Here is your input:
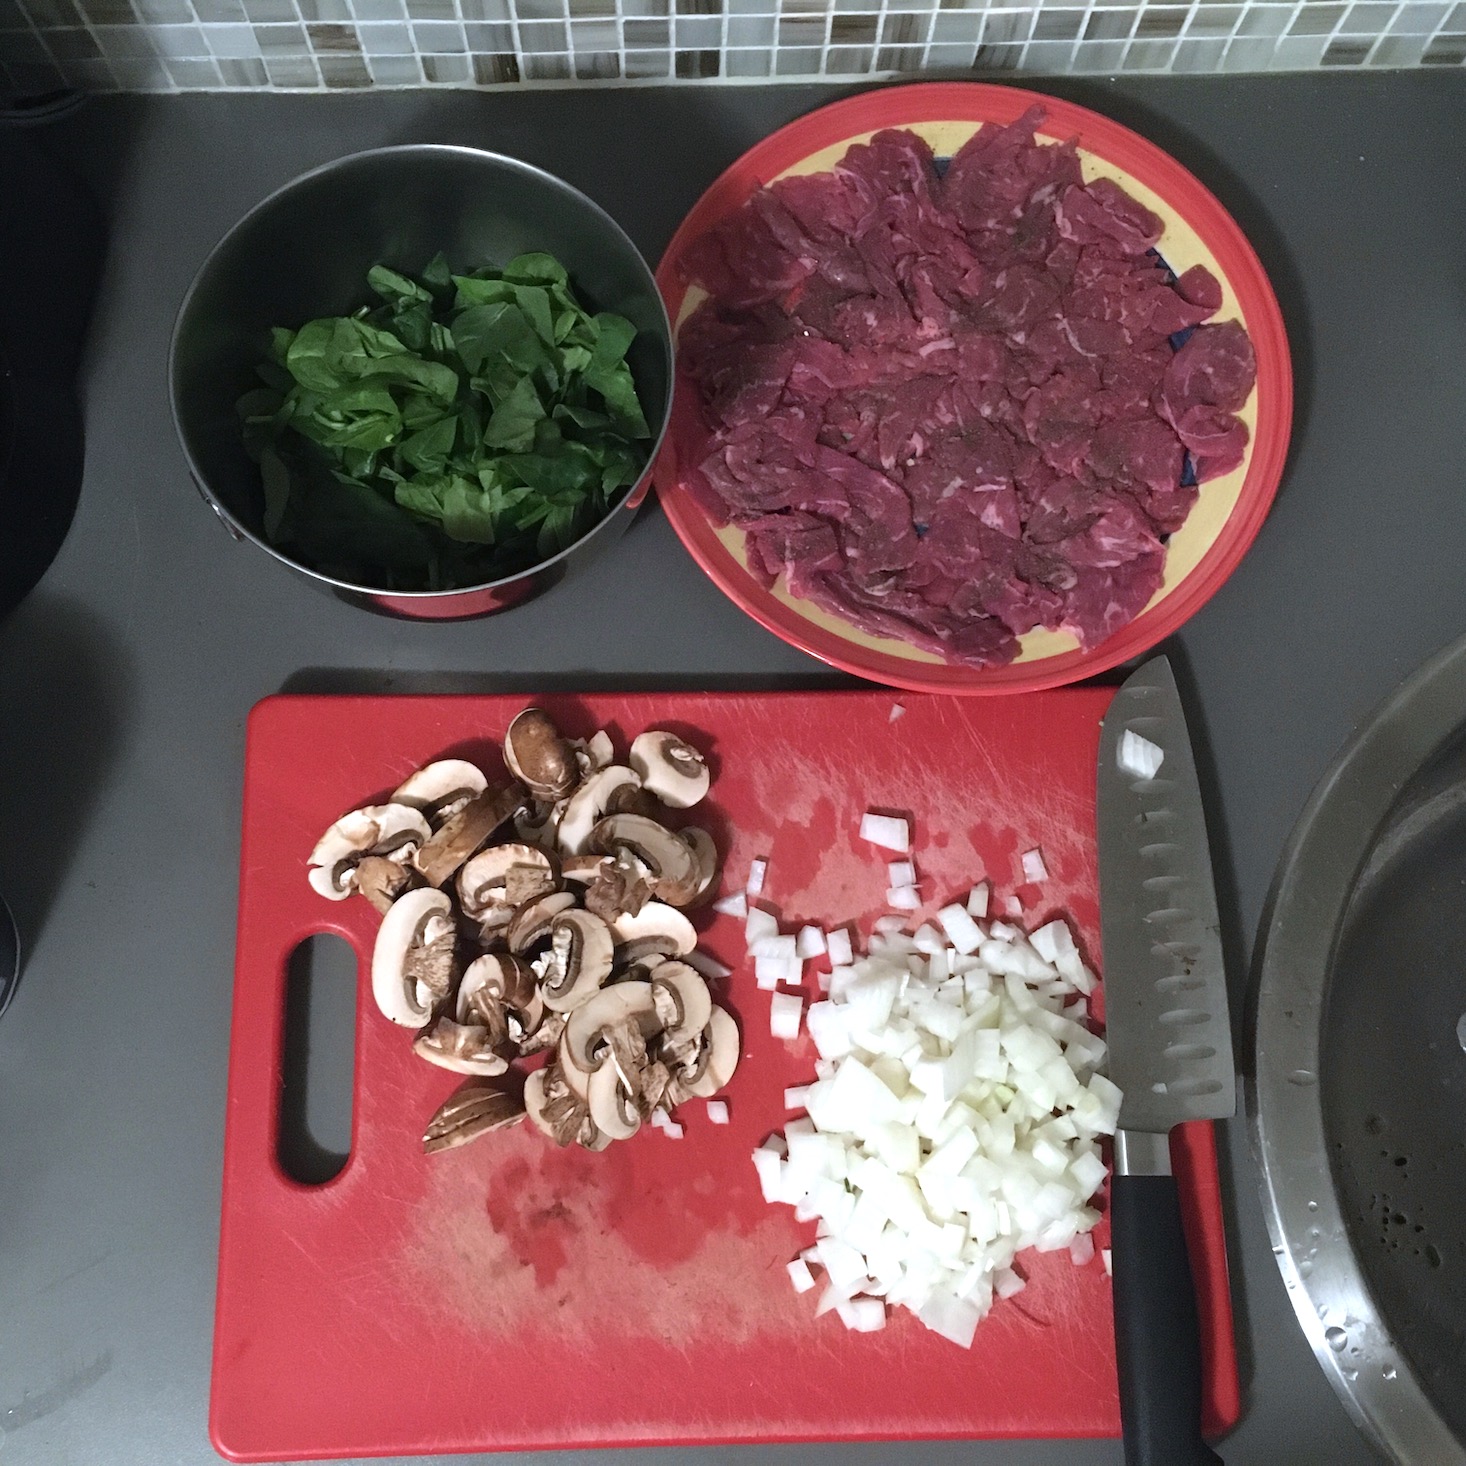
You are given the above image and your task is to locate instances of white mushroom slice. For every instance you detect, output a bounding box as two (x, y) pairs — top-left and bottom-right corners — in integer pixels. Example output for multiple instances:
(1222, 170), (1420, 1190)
(503, 708), (580, 802)
(590, 813), (699, 906)
(371, 887), (456, 1026)
(587, 1063), (642, 1141)
(307, 804), (432, 901)
(557, 766), (642, 855)
(629, 731), (710, 809)
(560, 854), (611, 885)
(457, 844), (558, 928)
(456, 952), (542, 1048)
(412, 1017), (510, 1076)
(572, 730), (616, 776)
(539, 908), (616, 1013)
(650, 962), (713, 1047)
(514, 799), (565, 851)
(689, 1006), (740, 1098)
(609, 901), (698, 957)
(391, 760), (488, 826)
(561, 981), (658, 1098)
(679, 827), (720, 908)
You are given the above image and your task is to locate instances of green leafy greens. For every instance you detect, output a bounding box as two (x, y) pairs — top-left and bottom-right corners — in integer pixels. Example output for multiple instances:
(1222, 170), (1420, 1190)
(237, 253), (651, 591)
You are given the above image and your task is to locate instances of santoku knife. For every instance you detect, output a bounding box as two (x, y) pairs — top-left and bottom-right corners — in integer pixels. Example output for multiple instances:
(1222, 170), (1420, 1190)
(1098, 655), (1235, 1466)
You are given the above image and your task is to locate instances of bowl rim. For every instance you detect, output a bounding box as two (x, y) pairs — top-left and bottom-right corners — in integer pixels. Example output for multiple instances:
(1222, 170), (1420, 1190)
(653, 81), (1293, 694)
(169, 142), (674, 601)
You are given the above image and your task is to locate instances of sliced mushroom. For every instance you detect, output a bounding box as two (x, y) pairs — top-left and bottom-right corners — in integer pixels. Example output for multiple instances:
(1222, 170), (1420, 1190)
(561, 981), (658, 1087)
(457, 844), (558, 930)
(581, 730), (616, 773)
(587, 1062), (641, 1141)
(629, 731), (710, 809)
(557, 766), (641, 855)
(560, 854), (611, 885)
(355, 854), (422, 914)
(505, 889), (578, 954)
(650, 962), (713, 1047)
(689, 1005), (740, 1098)
(583, 851), (653, 923)
(391, 759), (488, 826)
(589, 813), (699, 907)
(517, 1009), (565, 1055)
(413, 1016), (510, 1076)
(503, 709), (579, 802)
(308, 804), (432, 901)
(524, 1066), (557, 1139)
(603, 782), (665, 821)
(457, 953), (543, 1051)
(609, 901), (698, 958)
(529, 1063), (590, 1147)
(579, 1117), (612, 1152)
(422, 1081), (524, 1154)
(538, 909), (615, 1013)
(679, 828), (720, 909)
(414, 781), (526, 889)
(514, 799), (564, 851)
(372, 887), (457, 1026)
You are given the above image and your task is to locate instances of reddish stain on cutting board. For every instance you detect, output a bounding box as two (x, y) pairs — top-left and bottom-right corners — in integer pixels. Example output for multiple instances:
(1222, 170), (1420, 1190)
(211, 689), (1236, 1463)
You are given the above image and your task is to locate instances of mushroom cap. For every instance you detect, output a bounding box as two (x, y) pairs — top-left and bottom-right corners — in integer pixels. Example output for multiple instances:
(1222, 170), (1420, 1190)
(539, 908), (616, 1013)
(609, 901), (698, 957)
(504, 708), (579, 802)
(629, 731), (710, 810)
(587, 1062), (641, 1141)
(391, 760), (488, 825)
(650, 961), (713, 1046)
(457, 843), (556, 922)
(372, 887), (455, 1026)
(557, 766), (641, 856)
(413, 782), (526, 889)
(690, 1005), (740, 1097)
(308, 804), (432, 899)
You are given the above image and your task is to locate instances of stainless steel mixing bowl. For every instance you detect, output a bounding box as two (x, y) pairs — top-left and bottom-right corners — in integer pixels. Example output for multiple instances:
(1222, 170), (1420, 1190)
(170, 145), (673, 620)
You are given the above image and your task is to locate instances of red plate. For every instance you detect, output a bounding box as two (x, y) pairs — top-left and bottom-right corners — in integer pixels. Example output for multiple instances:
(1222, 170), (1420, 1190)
(654, 83), (1292, 694)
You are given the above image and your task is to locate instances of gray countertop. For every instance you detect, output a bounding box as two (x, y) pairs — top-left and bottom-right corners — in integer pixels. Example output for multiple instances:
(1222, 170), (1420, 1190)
(2, 70), (1463, 1466)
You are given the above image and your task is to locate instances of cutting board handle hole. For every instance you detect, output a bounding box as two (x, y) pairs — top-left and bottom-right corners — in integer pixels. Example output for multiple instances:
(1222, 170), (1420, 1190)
(278, 932), (356, 1186)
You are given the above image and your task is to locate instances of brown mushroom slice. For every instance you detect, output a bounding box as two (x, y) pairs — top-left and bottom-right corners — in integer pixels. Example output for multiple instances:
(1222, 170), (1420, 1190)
(391, 760), (488, 827)
(610, 901), (698, 957)
(589, 813), (700, 907)
(422, 1081), (525, 1155)
(689, 1005), (741, 1098)
(524, 1066), (558, 1139)
(355, 854), (422, 914)
(514, 798), (564, 851)
(579, 1118), (613, 1152)
(534, 1064), (591, 1147)
(587, 1062), (642, 1141)
(629, 731), (711, 809)
(583, 851), (654, 923)
(308, 804), (433, 901)
(457, 844), (558, 930)
(413, 1017), (510, 1076)
(561, 980), (657, 1081)
(414, 781), (526, 889)
(458, 953), (543, 1051)
(538, 909), (615, 1013)
(557, 766), (642, 855)
(679, 827), (720, 909)
(371, 887), (457, 1026)
(503, 709), (579, 802)
(650, 962), (713, 1047)
(603, 782), (665, 821)
(505, 889), (578, 954)
(560, 854), (611, 885)
(517, 1009), (565, 1055)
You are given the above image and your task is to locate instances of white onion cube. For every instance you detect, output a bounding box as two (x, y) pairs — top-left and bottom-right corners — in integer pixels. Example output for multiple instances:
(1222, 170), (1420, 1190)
(787, 1257), (817, 1293)
(705, 1100), (730, 1126)
(861, 812), (911, 852)
(746, 857), (768, 897)
(712, 891), (747, 919)
(796, 925), (827, 959)
(770, 991), (804, 1041)
(1020, 848), (1048, 883)
(1119, 729), (1165, 780)
(938, 903), (984, 955)
(825, 928), (854, 967)
(888, 860), (917, 888)
(887, 885), (921, 911)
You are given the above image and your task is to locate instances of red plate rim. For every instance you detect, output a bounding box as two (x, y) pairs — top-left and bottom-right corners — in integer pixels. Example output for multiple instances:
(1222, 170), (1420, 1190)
(654, 81), (1293, 695)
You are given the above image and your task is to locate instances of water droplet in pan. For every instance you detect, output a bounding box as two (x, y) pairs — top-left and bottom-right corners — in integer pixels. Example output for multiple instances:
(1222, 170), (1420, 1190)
(1287, 1069), (1318, 1086)
(1383, 1365), (1398, 1381)
(1325, 1325), (1349, 1352)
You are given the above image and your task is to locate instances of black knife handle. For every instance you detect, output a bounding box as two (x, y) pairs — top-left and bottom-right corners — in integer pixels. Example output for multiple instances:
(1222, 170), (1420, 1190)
(1112, 1172), (1222, 1466)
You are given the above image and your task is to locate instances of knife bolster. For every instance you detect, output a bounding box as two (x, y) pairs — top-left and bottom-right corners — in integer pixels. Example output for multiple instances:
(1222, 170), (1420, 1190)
(1115, 1129), (1173, 1177)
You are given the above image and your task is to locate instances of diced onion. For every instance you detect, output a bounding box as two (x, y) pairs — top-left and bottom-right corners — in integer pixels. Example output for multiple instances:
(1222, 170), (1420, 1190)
(770, 991), (803, 1040)
(787, 1258), (817, 1293)
(713, 891), (748, 919)
(888, 860), (917, 888)
(796, 925), (827, 959)
(753, 871), (1116, 1351)
(706, 1100), (730, 1125)
(746, 857), (768, 897)
(1003, 895), (1024, 918)
(887, 885), (921, 910)
(1021, 848), (1048, 883)
(861, 812), (911, 852)
(745, 906), (779, 945)
(826, 928), (854, 967)
(889, 704), (905, 723)
(1118, 729), (1165, 780)
(966, 882), (989, 918)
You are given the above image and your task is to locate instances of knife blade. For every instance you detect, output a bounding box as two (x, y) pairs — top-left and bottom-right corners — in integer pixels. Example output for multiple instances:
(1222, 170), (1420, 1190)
(1098, 654), (1235, 1466)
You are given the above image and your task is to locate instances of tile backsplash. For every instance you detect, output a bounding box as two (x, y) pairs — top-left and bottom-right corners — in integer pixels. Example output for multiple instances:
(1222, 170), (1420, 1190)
(2, 0), (1463, 91)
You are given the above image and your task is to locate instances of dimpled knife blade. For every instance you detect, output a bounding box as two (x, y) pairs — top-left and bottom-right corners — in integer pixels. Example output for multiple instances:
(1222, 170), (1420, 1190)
(1098, 657), (1235, 1133)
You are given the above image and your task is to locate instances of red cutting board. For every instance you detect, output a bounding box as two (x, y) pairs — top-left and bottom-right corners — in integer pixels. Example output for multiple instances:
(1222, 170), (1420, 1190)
(214, 690), (1239, 1461)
